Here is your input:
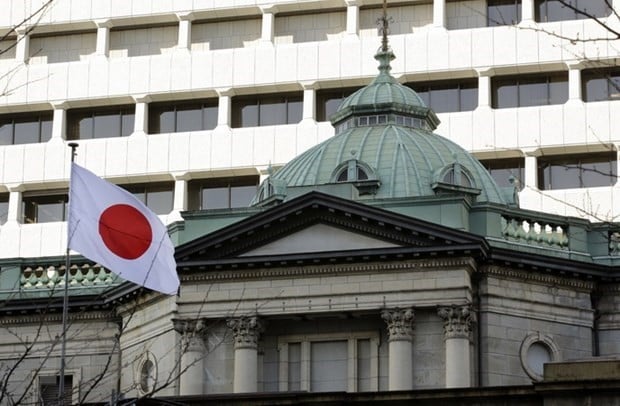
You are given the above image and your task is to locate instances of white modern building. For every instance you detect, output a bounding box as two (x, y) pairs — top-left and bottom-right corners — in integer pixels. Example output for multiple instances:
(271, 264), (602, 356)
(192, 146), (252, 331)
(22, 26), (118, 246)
(2, 1), (620, 404)
(0, 0), (618, 261)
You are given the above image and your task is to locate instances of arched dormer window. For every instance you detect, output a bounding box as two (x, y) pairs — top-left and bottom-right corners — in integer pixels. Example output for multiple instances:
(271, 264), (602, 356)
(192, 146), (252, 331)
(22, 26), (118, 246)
(432, 163), (480, 197)
(331, 159), (380, 195)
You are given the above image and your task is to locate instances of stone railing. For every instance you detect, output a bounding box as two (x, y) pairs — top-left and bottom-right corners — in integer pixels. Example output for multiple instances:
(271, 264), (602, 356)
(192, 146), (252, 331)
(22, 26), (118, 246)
(501, 215), (569, 250)
(21, 264), (119, 290)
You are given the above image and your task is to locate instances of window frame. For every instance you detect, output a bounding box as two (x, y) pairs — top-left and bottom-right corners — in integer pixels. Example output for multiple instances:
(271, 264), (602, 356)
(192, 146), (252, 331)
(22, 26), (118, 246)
(582, 67), (620, 102)
(36, 369), (80, 406)
(277, 331), (379, 393)
(0, 112), (53, 145)
(316, 87), (362, 122)
(120, 182), (175, 215)
(148, 99), (218, 134)
(535, 0), (611, 23)
(22, 190), (69, 224)
(407, 79), (479, 113)
(491, 72), (568, 108)
(231, 92), (303, 128)
(487, 0), (522, 26)
(537, 152), (618, 190)
(188, 176), (259, 210)
(67, 105), (135, 140)
(479, 157), (525, 190)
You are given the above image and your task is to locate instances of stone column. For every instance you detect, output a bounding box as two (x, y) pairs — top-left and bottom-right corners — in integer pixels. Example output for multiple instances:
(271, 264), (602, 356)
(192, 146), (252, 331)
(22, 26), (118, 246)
(476, 69), (493, 108)
(95, 19), (112, 57)
(51, 102), (68, 141)
(15, 28), (30, 63)
(381, 308), (415, 391)
(132, 94), (150, 135)
(216, 88), (234, 128)
(437, 305), (474, 388)
(173, 318), (207, 395)
(260, 5), (277, 45)
(177, 12), (194, 50)
(228, 316), (264, 393)
(301, 82), (317, 123)
(433, 0), (446, 28)
(521, 0), (535, 22)
(345, 0), (360, 36)
(566, 62), (583, 102)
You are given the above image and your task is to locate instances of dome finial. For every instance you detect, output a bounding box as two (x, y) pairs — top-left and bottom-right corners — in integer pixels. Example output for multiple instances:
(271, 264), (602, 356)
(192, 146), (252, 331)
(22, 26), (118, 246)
(375, 0), (395, 78)
(379, 0), (391, 53)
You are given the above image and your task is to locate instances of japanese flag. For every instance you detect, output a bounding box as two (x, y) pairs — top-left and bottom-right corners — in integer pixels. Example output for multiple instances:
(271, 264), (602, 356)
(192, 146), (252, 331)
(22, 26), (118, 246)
(68, 163), (179, 295)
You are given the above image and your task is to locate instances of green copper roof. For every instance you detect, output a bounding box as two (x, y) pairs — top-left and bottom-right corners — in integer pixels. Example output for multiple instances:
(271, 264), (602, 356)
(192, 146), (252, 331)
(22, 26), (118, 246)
(253, 46), (508, 206)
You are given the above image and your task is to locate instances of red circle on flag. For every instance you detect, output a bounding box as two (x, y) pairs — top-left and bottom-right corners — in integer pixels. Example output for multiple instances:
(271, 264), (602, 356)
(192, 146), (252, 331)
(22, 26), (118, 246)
(98, 204), (152, 260)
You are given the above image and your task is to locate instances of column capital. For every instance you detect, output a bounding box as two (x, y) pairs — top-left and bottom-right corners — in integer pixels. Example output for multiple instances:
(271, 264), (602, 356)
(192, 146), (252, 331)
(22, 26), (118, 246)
(437, 305), (475, 340)
(227, 316), (264, 349)
(259, 4), (278, 14)
(173, 317), (208, 351)
(132, 94), (152, 103)
(381, 308), (414, 342)
(95, 19), (113, 29)
(216, 88), (235, 97)
(176, 12), (195, 21)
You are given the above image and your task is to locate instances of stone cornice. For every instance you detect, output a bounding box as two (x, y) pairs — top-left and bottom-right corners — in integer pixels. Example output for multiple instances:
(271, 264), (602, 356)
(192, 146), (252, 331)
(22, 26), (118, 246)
(478, 265), (596, 291)
(1, 310), (116, 326)
(182, 257), (477, 283)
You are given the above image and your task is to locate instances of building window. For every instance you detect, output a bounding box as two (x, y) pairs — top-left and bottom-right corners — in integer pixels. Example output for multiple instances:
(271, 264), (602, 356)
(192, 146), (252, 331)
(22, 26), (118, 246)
(488, 0), (522, 26)
(22, 192), (68, 224)
(67, 105), (135, 140)
(278, 332), (378, 392)
(231, 93), (302, 128)
(121, 183), (174, 215)
(492, 73), (568, 108)
(0, 112), (53, 145)
(149, 100), (218, 133)
(39, 375), (73, 405)
(535, 0), (611, 22)
(188, 176), (259, 210)
(408, 79), (478, 113)
(0, 193), (8, 225)
(582, 68), (620, 102)
(316, 87), (362, 122)
(479, 158), (525, 189)
(538, 152), (617, 190)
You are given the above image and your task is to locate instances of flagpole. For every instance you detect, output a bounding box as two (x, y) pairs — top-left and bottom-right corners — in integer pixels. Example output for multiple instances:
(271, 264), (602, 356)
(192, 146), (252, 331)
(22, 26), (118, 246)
(59, 142), (78, 405)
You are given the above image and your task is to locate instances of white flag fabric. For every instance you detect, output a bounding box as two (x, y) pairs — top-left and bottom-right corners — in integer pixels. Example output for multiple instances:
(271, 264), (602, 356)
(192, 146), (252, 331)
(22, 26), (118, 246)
(68, 163), (179, 295)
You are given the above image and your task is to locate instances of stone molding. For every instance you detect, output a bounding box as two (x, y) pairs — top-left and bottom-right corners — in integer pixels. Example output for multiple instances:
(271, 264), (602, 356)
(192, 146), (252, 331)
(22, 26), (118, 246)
(172, 318), (208, 352)
(1, 311), (115, 325)
(381, 308), (415, 342)
(478, 265), (596, 291)
(182, 257), (476, 283)
(437, 305), (474, 340)
(227, 316), (264, 349)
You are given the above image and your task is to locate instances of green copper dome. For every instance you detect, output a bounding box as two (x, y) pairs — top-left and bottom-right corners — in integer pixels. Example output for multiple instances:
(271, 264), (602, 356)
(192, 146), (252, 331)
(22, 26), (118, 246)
(253, 48), (508, 206)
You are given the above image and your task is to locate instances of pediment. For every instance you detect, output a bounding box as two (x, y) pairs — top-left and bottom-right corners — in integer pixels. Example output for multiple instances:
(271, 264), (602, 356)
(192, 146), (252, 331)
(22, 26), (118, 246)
(240, 223), (401, 257)
(175, 191), (486, 269)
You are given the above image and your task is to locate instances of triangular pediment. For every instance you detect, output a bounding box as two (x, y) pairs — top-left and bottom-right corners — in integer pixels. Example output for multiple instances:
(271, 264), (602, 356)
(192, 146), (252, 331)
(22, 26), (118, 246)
(240, 223), (401, 257)
(175, 191), (486, 270)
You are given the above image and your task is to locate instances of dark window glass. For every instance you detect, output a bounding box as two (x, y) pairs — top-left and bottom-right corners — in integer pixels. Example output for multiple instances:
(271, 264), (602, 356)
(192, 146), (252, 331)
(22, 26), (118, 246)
(536, 0), (611, 22)
(40, 375), (73, 405)
(488, 0), (522, 26)
(0, 112), (53, 145)
(316, 87), (362, 122)
(188, 176), (259, 210)
(408, 79), (478, 113)
(231, 92), (303, 128)
(149, 99), (218, 134)
(67, 106), (135, 140)
(582, 68), (620, 102)
(538, 152), (617, 190)
(479, 157), (525, 189)
(492, 73), (568, 108)
(0, 193), (8, 225)
(122, 182), (174, 215)
(22, 193), (68, 224)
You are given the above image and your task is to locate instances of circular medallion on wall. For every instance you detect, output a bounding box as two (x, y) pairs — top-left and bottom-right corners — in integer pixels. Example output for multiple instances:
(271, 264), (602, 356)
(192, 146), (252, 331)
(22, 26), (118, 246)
(519, 332), (560, 381)
(136, 352), (158, 395)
